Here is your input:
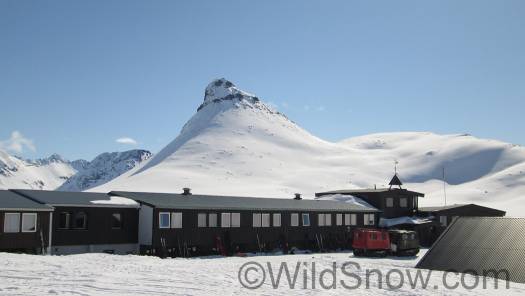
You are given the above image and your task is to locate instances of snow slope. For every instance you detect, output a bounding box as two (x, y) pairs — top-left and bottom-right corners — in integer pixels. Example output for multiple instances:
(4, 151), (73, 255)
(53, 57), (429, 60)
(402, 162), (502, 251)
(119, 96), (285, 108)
(0, 151), (77, 190)
(0, 149), (151, 191)
(93, 78), (525, 217)
(0, 251), (522, 295)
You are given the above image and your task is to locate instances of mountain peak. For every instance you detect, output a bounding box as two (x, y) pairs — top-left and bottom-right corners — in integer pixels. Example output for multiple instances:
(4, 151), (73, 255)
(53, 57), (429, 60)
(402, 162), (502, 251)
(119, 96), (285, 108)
(198, 78), (259, 111)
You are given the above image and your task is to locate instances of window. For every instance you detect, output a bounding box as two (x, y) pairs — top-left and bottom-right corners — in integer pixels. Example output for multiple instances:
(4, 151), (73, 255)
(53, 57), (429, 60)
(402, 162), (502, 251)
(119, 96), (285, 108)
(73, 212), (87, 229)
(302, 213), (310, 226)
(4, 213), (20, 233)
(208, 213), (217, 227)
(171, 212), (182, 228)
(400, 198), (408, 208)
(351, 214), (357, 226)
(344, 214), (350, 225)
(439, 216), (447, 226)
(318, 213), (325, 226)
(22, 213), (37, 232)
(111, 213), (122, 229)
(325, 214), (332, 226)
(291, 213), (299, 227)
(198, 213), (207, 228)
(58, 212), (70, 229)
(261, 213), (270, 227)
(336, 214), (343, 226)
(253, 213), (261, 227)
(371, 233), (377, 240)
(273, 213), (281, 227)
(386, 198), (394, 207)
(159, 212), (170, 228)
(364, 214), (375, 226)
(221, 213), (231, 228)
(232, 213), (241, 227)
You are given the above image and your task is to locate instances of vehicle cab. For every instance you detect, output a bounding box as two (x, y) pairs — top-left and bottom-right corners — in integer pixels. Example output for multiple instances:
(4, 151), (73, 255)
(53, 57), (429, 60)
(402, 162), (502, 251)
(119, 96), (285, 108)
(352, 228), (390, 257)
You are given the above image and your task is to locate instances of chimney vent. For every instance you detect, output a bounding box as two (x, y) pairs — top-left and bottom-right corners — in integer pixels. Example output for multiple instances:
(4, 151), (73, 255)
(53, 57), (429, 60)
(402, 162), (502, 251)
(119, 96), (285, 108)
(182, 188), (192, 195)
(294, 193), (302, 200)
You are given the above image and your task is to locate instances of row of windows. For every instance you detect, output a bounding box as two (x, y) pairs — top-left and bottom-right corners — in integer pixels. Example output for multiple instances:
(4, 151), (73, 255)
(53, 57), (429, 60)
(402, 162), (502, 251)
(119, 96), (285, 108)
(385, 197), (409, 208)
(2, 213), (37, 233)
(158, 212), (376, 229)
(58, 212), (122, 230)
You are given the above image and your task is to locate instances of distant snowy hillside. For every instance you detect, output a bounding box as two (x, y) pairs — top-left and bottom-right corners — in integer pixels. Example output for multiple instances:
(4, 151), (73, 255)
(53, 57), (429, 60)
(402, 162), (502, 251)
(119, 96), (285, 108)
(0, 149), (152, 191)
(0, 151), (77, 190)
(58, 150), (152, 191)
(93, 78), (525, 217)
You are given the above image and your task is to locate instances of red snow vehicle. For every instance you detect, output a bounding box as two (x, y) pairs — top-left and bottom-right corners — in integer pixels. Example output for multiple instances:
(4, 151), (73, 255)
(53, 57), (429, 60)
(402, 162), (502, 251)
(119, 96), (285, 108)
(352, 228), (390, 257)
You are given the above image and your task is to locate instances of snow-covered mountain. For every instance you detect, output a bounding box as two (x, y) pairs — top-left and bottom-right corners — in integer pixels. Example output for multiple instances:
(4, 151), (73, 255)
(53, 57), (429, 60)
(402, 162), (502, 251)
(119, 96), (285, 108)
(0, 149), (152, 191)
(58, 150), (152, 191)
(92, 78), (525, 217)
(0, 151), (78, 190)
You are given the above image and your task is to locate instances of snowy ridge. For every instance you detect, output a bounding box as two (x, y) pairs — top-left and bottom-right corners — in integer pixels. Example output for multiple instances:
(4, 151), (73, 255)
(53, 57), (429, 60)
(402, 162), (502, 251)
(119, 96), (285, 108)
(0, 149), (152, 191)
(93, 79), (525, 217)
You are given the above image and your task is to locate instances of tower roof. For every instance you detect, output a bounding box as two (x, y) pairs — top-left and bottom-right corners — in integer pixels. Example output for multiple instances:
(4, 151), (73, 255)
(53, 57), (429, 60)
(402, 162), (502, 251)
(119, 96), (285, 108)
(389, 174), (403, 188)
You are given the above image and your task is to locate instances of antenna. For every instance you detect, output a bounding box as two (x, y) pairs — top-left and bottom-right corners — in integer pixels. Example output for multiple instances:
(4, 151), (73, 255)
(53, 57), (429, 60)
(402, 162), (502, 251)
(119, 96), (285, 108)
(443, 166), (447, 206)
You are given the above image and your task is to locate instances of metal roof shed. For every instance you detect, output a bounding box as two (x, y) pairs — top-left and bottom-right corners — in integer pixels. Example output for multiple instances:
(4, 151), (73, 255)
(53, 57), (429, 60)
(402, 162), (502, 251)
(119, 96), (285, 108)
(416, 217), (525, 284)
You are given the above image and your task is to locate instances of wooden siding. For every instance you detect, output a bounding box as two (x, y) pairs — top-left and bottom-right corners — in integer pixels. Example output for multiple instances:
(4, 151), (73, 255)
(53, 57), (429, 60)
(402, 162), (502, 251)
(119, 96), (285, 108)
(147, 208), (378, 257)
(0, 211), (50, 253)
(51, 207), (139, 246)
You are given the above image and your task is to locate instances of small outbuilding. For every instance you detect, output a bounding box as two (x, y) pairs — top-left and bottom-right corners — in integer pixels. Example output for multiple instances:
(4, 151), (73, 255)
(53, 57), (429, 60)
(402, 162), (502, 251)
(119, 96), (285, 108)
(0, 190), (53, 253)
(416, 217), (525, 284)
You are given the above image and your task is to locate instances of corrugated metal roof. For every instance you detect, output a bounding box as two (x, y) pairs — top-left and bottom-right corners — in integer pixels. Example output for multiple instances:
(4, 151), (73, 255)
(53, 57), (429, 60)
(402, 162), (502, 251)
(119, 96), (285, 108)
(416, 217), (525, 284)
(110, 191), (380, 212)
(12, 189), (138, 208)
(315, 188), (425, 197)
(0, 190), (53, 211)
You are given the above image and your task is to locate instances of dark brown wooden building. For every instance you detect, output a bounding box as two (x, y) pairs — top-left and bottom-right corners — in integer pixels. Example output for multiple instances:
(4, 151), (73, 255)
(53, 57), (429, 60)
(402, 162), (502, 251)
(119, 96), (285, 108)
(315, 186), (424, 219)
(110, 190), (381, 257)
(0, 190), (53, 253)
(12, 189), (140, 255)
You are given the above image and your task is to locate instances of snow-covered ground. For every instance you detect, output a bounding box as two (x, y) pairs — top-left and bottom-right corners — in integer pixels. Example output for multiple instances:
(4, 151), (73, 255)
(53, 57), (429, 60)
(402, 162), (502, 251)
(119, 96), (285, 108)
(93, 79), (525, 217)
(0, 250), (523, 295)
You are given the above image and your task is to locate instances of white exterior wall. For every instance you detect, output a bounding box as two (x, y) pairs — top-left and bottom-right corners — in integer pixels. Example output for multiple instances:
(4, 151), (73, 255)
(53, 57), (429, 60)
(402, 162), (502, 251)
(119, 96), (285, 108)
(138, 204), (153, 246)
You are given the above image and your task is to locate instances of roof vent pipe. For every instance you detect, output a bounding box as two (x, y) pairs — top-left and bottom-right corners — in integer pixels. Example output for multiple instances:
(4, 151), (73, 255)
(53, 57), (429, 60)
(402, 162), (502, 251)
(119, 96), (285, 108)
(182, 188), (192, 195)
(294, 193), (302, 200)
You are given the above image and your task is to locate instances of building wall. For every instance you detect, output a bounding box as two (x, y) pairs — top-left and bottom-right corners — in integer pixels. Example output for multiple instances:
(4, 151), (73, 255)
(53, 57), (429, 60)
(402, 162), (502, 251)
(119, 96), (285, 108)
(354, 192), (417, 218)
(147, 208), (379, 256)
(51, 207), (139, 247)
(0, 210), (51, 253)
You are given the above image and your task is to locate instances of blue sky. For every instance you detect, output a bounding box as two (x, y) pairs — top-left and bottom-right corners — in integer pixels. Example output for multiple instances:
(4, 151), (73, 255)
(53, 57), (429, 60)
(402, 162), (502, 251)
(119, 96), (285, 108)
(1, 0), (524, 160)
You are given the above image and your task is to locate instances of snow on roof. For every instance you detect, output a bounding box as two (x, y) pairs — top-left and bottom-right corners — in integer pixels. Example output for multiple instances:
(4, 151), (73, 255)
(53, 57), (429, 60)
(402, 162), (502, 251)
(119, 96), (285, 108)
(314, 193), (378, 211)
(379, 216), (434, 227)
(90, 196), (139, 207)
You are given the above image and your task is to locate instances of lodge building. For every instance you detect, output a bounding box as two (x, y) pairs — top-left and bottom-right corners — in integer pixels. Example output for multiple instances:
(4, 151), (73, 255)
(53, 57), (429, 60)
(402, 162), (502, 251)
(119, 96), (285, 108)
(0, 174), (508, 256)
(0, 189), (380, 256)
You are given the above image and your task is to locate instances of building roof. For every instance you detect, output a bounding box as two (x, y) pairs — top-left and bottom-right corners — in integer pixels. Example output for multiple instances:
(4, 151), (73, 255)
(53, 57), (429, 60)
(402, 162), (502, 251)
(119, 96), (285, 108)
(0, 190), (53, 211)
(12, 190), (139, 208)
(416, 217), (525, 284)
(110, 191), (380, 212)
(315, 188), (425, 198)
(418, 203), (506, 215)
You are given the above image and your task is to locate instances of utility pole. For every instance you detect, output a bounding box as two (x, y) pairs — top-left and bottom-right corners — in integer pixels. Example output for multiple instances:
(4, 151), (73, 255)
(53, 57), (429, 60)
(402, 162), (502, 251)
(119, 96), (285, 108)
(443, 166), (447, 206)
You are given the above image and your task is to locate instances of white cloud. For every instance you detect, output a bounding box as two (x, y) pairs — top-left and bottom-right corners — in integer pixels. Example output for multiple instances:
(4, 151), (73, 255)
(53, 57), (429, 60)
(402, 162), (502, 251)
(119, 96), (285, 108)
(317, 105), (326, 112)
(116, 137), (138, 145)
(0, 131), (36, 154)
(303, 105), (310, 111)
